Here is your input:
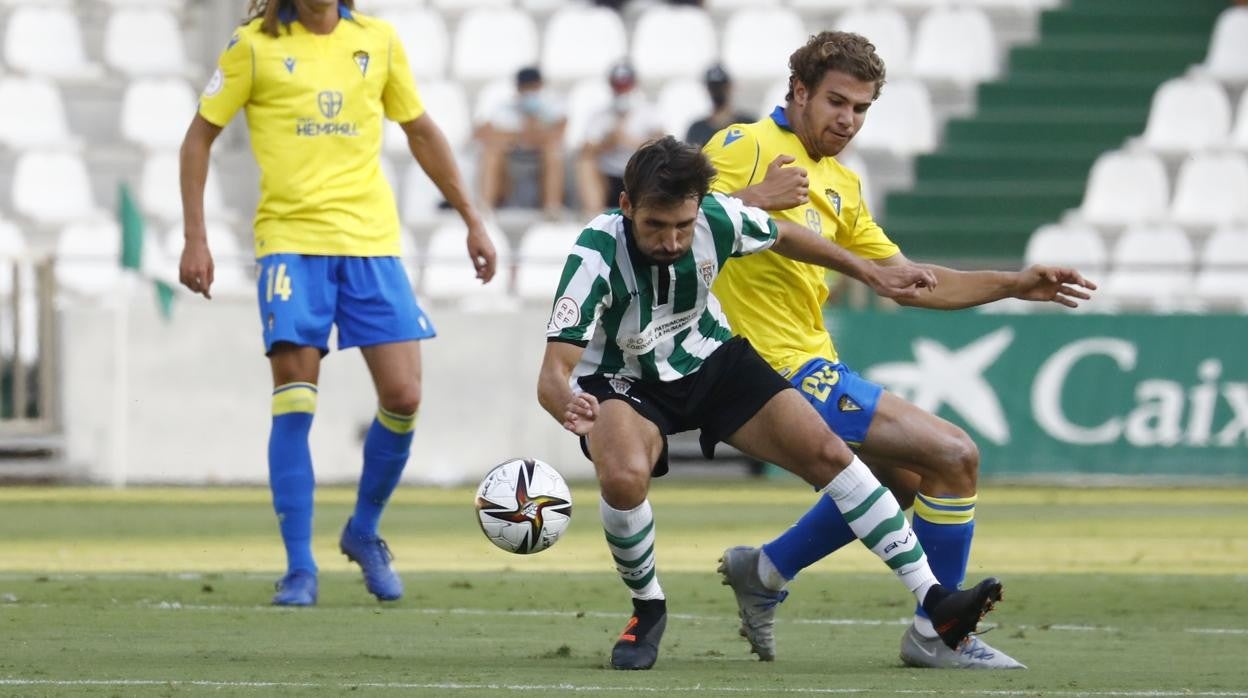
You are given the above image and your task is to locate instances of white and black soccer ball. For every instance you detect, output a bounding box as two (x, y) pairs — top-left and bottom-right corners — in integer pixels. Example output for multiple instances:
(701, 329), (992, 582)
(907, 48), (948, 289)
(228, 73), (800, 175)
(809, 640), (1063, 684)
(475, 458), (573, 554)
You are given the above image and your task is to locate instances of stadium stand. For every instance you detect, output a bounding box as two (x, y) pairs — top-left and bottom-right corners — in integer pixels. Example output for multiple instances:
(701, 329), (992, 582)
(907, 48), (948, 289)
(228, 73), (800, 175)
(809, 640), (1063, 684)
(834, 7), (912, 77)
(378, 7), (451, 82)
(102, 7), (192, 79)
(0, 76), (78, 151)
(540, 5), (627, 85)
(629, 5), (717, 85)
(1193, 227), (1248, 311)
(1076, 149), (1170, 231)
(451, 8), (538, 84)
(1099, 224), (1196, 313)
(1139, 76), (1233, 157)
(720, 7), (805, 86)
(2, 5), (103, 81)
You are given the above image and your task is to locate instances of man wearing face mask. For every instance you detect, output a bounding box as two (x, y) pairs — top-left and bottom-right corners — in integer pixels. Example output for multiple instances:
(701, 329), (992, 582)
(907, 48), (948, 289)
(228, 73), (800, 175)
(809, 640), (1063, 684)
(576, 61), (665, 218)
(685, 64), (754, 149)
(478, 66), (567, 219)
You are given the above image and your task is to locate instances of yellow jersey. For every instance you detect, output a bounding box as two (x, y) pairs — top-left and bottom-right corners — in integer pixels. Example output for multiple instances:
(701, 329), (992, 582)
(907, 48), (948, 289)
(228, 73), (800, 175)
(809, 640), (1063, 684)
(199, 5), (424, 257)
(704, 107), (899, 374)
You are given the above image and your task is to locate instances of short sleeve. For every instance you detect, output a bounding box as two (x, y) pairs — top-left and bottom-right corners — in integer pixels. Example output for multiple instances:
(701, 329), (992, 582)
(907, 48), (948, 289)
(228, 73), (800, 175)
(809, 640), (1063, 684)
(844, 186), (901, 260)
(701, 193), (778, 261)
(702, 125), (761, 196)
(546, 227), (615, 344)
(382, 23), (425, 123)
(198, 30), (254, 127)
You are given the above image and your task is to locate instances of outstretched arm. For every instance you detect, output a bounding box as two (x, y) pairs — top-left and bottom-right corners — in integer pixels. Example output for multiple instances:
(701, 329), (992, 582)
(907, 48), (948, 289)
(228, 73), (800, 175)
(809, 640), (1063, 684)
(537, 341), (597, 435)
(770, 220), (938, 302)
(875, 254), (1098, 310)
(401, 113), (497, 283)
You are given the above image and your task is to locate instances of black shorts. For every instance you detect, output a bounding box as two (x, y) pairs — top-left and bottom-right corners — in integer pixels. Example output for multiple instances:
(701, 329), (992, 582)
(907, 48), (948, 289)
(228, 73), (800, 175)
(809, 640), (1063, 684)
(577, 336), (792, 477)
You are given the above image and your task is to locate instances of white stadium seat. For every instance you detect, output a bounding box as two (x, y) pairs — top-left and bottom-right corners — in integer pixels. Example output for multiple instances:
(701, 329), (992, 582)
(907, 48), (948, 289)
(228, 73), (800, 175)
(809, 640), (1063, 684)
(704, 0), (781, 12)
(12, 151), (97, 226)
(472, 77), (518, 128)
(1194, 228), (1248, 310)
(431, 0), (512, 11)
(835, 7), (912, 77)
(1077, 149), (1169, 229)
(515, 222), (579, 302)
(911, 7), (999, 86)
(380, 8), (449, 82)
(721, 8), (806, 86)
(1204, 7), (1248, 85)
(852, 80), (935, 156)
(0, 77), (76, 151)
(657, 78), (713, 140)
(385, 79), (471, 154)
(1230, 89), (1248, 152)
(541, 6), (627, 84)
(120, 78), (198, 151)
(55, 220), (124, 297)
(1101, 224), (1195, 312)
(1170, 152), (1248, 230)
(103, 8), (191, 78)
(563, 77), (612, 150)
(401, 160), (449, 226)
(2, 6), (102, 81)
(1141, 77), (1232, 156)
(451, 8), (538, 83)
(162, 221), (250, 298)
(790, 0), (865, 12)
(885, 0), (949, 9)
(139, 152), (231, 225)
(630, 6), (718, 84)
(1024, 223), (1108, 277)
(419, 220), (515, 310)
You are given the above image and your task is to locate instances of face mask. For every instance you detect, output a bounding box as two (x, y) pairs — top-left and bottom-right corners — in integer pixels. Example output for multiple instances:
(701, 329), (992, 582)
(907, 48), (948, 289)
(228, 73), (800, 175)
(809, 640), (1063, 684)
(519, 92), (544, 117)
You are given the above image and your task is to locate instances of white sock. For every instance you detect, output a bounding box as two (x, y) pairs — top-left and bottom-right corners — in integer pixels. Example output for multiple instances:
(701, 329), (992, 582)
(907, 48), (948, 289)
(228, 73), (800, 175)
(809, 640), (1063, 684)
(757, 548), (787, 591)
(913, 614), (939, 640)
(600, 496), (664, 601)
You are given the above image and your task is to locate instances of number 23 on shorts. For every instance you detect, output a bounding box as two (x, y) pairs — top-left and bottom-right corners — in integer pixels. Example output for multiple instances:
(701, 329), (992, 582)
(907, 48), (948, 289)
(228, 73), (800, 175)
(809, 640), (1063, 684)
(265, 262), (293, 302)
(800, 365), (840, 402)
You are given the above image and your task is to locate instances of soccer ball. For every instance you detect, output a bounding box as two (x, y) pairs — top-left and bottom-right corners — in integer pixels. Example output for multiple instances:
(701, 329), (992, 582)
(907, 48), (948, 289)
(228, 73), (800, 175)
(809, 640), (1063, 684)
(475, 458), (573, 554)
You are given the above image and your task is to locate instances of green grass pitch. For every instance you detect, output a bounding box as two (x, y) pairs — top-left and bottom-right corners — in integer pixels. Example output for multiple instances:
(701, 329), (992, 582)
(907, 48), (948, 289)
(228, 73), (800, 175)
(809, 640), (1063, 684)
(1, 483), (1245, 696)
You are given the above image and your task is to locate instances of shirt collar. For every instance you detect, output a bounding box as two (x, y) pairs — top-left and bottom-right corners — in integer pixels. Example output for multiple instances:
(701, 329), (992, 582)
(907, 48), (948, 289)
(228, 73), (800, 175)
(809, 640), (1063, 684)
(769, 105), (793, 132)
(278, 2), (353, 24)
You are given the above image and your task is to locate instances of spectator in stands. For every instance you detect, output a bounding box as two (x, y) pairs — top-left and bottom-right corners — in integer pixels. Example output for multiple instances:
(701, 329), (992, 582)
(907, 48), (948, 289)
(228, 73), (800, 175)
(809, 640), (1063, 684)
(178, 0), (496, 607)
(685, 63), (755, 148)
(477, 67), (567, 219)
(576, 62), (664, 218)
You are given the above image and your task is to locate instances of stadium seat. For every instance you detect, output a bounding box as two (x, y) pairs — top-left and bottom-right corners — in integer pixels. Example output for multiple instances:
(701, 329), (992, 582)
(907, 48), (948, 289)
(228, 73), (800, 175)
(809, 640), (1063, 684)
(0, 218), (37, 363)
(1204, 7), (1248, 85)
(2, 6), (102, 81)
(12, 151), (97, 226)
(657, 78), (713, 141)
(0, 76), (77, 151)
(139, 152), (231, 225)
(1077, 149), (1169, 229)
(120, 78), (198, 151)
(1140, 77), (1232, 156)
(789, 0), (865, 12)
(472, 77), (518, 128)
(431, 0), (513, 11)
(721, 8), (807, 86)
(1230, 90), (1248, 152)
(54, 220), (124, 297)
(755, 81), (790, 122)
(419, 219), (515, 310)
(1170, 152), (1248, 230)
(103, 8), (191, 78)
(518, 0), (565, 14)
(911, 7), (999, 87)
(851, 80), (935, 156)
(1101, 224), (1195, 312)
(162, 220), (249, 298)
(1193, 227), (1248, 310)
(705, 0), (781, 12)
(1024, 222), (1108, 277)
(835, 7), (912, 76)
(562, 77), (612, 150)
(400, 161), (445, 226)
(451, 8), (538, 84)
(515, 221), (579, 302)
(630, 5), (718, 84)
(379, 7), (449, 82)
(885, 0), (950, 10)
(541, 6), (627, 85)
(835, 151), (874, 211)
(96, 0), (186, 8)
(384, 80), (471, 153)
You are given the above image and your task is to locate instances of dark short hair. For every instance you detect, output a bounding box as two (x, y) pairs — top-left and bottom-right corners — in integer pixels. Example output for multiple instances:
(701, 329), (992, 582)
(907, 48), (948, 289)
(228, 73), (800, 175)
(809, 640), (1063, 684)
(623, 136), (717, 209)
(786, 31), (886, 102)
(516, 66), (542, 87)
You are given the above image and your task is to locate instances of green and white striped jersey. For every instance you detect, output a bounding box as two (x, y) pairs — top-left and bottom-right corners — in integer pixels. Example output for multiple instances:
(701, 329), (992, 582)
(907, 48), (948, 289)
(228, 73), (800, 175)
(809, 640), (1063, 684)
(546, 192), (778, 383)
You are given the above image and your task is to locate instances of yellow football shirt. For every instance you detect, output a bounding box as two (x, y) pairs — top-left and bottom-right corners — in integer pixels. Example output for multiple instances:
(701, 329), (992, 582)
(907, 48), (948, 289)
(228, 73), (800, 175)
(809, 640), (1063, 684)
(704, 107), (899, 374)
(199, 6), (424, 257)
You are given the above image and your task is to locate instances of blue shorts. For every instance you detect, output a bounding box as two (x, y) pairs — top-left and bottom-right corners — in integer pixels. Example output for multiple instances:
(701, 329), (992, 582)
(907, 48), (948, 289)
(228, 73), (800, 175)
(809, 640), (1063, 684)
(789, 358), (883, 448)
(256, 254), (436, 354)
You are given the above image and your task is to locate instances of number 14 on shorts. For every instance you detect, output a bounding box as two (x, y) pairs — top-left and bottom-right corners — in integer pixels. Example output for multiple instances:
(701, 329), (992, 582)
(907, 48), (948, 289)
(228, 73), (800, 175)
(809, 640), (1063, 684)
(265, 263), (293, 302)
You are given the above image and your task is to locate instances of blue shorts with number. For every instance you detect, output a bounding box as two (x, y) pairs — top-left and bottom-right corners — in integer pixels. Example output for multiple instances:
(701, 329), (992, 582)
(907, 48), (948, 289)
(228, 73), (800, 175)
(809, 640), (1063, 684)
(790, 358), (883, 448)
(256, 254), (436, 354)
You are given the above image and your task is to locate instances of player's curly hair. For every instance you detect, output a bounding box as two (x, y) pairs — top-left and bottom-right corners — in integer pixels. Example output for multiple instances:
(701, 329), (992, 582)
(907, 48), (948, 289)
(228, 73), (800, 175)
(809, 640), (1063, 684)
(245, 0), (356, 37)
(786, 31), (886, 102)
(624, 136), (718, 209)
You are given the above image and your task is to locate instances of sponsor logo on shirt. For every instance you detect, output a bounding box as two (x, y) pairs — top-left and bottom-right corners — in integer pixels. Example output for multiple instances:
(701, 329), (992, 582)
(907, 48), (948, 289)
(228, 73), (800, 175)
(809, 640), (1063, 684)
(296, 90), (359, 136)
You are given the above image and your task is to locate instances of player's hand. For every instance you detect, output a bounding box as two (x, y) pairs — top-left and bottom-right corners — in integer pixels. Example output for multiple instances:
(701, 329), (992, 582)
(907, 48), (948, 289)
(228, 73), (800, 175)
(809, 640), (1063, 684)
(562, 392), (599, 436)
(178, 234), (214, 300)
(749, 154), (809, 210)
(465, 220), (497, 283)
(1014, 265), (1097, 308)
(865, 262), (938, 301)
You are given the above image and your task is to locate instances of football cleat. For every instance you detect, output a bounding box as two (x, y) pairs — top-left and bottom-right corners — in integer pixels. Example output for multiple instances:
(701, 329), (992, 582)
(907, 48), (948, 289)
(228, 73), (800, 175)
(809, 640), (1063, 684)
(717, 546), (787, 661)
(271, 569), (318, 607)
(924, 577), (1003, 650)
(900, 623), (1026, 669)
(611, 598), (667, 670)
(339, 518), (403, 601)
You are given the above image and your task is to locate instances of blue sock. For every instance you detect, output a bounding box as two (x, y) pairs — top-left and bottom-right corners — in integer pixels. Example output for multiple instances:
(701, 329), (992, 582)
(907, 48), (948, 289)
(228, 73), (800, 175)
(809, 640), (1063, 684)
(761, 493), (857, 581)
(911, 493), (976, 618)
(269, 383), (319, 575)
(350, 407), (416, 538)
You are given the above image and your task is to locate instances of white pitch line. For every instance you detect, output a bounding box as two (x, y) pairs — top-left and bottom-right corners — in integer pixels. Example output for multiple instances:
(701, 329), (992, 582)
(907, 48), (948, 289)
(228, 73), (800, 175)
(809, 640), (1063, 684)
(0, 679), (1246, 696)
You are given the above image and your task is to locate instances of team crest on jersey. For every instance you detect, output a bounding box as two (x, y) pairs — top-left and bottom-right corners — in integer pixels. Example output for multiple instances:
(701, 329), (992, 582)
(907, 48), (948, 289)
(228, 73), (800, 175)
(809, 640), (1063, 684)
(826, 188), (842, 215)
(698, 261), (715, 288)
(284, 57), (296, 74)
(353, 50), (370, 77)
(838, 395), (862, 412)
(608, 378), (633, 395)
